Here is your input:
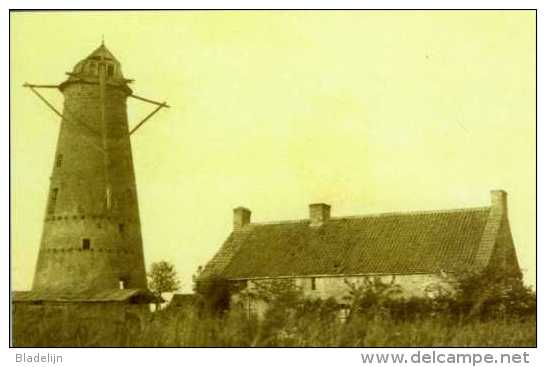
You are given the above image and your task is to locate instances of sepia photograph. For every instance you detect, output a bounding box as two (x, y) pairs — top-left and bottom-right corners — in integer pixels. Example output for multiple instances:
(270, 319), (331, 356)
(9, 9), (536, 349)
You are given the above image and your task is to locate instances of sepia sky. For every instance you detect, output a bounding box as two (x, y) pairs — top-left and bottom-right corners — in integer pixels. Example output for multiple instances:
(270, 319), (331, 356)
(10, 11), (536, 291)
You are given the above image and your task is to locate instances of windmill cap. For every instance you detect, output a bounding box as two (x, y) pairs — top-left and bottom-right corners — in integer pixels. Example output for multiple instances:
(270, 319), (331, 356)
(70, 43), (124, 80)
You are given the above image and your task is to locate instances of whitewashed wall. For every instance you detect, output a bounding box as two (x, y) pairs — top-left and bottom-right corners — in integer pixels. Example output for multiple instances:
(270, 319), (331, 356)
(232, 273), (456, 318)
(294, 273), (455, 301)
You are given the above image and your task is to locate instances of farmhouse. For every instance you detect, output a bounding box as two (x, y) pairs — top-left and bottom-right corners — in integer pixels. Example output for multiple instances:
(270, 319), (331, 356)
(200, 190), (521, 309)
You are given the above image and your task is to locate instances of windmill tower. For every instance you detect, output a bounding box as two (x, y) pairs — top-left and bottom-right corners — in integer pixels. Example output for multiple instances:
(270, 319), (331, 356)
(24, 43), (169, 293)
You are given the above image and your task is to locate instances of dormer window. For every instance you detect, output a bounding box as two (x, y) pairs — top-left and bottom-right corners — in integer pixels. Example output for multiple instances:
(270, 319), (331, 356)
(89, 62), (97, 75)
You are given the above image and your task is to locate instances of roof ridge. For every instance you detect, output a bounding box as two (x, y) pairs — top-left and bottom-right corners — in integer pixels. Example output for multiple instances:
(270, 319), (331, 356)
(248, 205), (491, 227)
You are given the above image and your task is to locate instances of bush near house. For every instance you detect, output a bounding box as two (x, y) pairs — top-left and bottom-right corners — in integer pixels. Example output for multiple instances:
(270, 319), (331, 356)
(193, 275), (236, 316)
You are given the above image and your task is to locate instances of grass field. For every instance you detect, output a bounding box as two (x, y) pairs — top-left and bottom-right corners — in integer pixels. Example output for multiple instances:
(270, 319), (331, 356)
(12, 306), (536, 347)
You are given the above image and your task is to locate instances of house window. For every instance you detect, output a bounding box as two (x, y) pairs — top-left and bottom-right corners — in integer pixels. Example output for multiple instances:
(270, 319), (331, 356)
(311, 277), (317, 290)
(48, 188), (59, 214)
(118, 223), (125, 234)
(56, 154), (63, 168)
(82, 238), (90, 250)
(119, 278), (127, 289)
(339, 305), (350, 322)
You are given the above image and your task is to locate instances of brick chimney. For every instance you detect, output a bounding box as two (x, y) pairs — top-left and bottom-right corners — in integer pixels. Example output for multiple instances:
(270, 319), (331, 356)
(233, 207), (251, 230)
(309, 203), (331, 226)
(491, 190), (508, 212)
(490, 190), (508, 215)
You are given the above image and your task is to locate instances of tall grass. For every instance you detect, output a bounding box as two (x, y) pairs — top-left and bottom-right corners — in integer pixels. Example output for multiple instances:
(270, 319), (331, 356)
(12, 303), (536, 347)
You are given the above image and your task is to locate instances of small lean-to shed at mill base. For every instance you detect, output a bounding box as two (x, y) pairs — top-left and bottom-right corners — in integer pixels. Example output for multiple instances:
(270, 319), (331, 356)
(12, 289), (157, 321)
(199, 190), (521, 310)
(12, 289), (159, 346)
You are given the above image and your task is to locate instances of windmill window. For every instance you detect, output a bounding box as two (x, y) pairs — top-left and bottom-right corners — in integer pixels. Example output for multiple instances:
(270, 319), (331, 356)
(56, 154), (63, 168)
(48, 188), (59, 214)
(107, 65), (114, 77)
(89, 62), (97, 75)
(118, 223), (125, 234)
(82, 238), (91, 250)
(105, 187), (112, 210)
(126, 189), (133, 205)
(311, 277), (317, 290)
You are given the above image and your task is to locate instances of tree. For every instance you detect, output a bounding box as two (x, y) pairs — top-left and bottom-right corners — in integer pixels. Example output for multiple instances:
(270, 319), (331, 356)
(147, 261), (181, 310)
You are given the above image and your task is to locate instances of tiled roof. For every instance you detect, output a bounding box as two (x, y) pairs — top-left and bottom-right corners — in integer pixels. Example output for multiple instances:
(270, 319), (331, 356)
(202, 207), (493, 279)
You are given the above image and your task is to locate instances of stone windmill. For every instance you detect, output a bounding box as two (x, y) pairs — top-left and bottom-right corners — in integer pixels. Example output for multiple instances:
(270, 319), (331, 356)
(23, 43), (169, 295)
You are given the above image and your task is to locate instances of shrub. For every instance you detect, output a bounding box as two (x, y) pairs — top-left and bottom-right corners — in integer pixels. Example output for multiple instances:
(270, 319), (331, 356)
(342, 276), (402, 321)
(453, 271), (536, 320)
(193, 275), (234, 316)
